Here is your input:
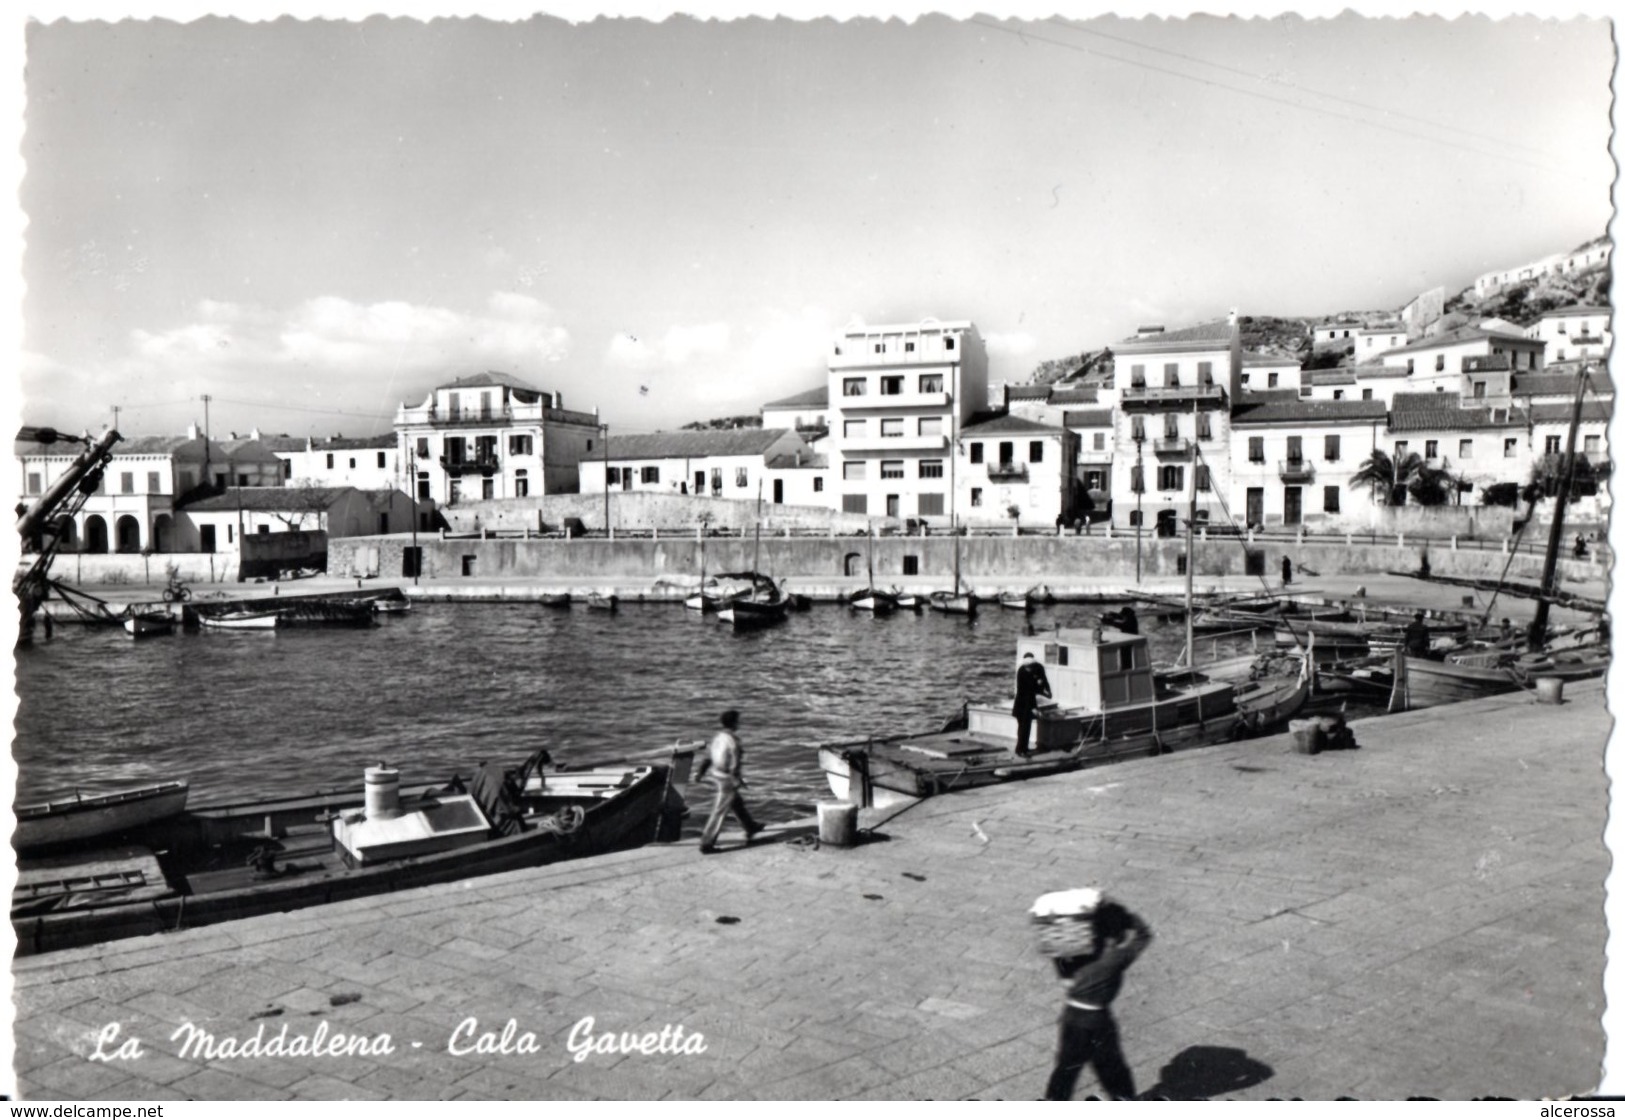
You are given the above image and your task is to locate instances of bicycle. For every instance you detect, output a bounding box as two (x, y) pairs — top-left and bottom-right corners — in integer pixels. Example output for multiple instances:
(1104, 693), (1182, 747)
(161, 576), (192, 603)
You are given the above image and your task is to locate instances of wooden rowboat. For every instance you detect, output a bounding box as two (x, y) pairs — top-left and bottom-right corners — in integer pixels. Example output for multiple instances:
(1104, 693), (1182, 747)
(14, 780), (191, 853)
(201, 610), (285, 631)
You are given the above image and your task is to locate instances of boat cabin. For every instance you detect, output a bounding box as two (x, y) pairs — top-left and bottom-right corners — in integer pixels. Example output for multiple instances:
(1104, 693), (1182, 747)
(1014, 628), (1155, 712)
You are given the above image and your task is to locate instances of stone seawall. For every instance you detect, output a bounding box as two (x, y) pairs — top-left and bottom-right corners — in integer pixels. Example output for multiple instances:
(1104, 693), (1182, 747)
(324, 531), (1583, 587)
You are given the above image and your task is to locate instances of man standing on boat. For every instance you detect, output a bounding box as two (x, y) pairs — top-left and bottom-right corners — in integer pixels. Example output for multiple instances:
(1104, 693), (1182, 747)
(1013, 652), (1053, 757)
(1404, 610), (1431, 658)
(696, 709), (763, 854)
(1034, 889), (1153, 1101)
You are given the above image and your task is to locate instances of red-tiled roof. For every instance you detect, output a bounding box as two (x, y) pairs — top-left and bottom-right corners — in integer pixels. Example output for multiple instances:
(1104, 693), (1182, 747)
(1048, 387), (1100, 404)
(1231, 399), (1387, 426)
(1380, 325), (1541, 357)
(1388, 393), (1529, 432)
(1529, 400), (1612, 424)
(960, 414), (1068, 436)
(1006, 384), (1052, 400)
(1512, 370), (1615, 397)
(603, 429), (795, 460)
(1116, 319), (1234, 350)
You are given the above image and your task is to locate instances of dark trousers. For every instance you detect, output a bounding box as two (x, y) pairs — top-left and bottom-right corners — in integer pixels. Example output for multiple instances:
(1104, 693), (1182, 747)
(1015, 710), (1037, 754)
(1045, 1006), (1136, 1101)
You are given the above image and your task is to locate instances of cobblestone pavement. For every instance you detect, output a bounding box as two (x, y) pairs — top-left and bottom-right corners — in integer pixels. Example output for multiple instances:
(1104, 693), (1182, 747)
(8, 681), (1610, 1100)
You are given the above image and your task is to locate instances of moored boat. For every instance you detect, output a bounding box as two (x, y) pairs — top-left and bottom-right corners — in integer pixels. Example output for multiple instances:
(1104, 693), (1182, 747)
(14, 780), (190, 853)
(122, 612), (173, 638)
(1387, 647), (1518, 712)
(849, 588), (898, 614)
(586, 592), (618, 612)
(539, 592), (573, 607)
(819, 627), (1242, 809)
(928, 590), (976, 615)
(201, 610), (285, 631)
(12, 753), (688, 956)
(716, 572), (788, 629)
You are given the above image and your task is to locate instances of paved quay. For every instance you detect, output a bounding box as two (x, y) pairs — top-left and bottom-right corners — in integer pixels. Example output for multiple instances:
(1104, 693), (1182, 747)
(9, 679), (1610, 1100)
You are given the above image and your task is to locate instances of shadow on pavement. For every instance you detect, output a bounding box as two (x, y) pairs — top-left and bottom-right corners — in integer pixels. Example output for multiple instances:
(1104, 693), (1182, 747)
(1142, 1045), (1274, 1100)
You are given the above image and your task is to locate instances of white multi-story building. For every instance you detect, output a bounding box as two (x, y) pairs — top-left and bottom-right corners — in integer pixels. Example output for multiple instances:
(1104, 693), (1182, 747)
(1108, 319), (1237, 537)
(1380, 325), (1546, 390)
(394, 371), (601, 506)
(1352, 323), (1407, 360)
(1526, 305), (1611, 364)
(825, 320), (988, 524)
(256, 433), (401, 490)
(957, 414), (1077, 530)
(1229, 395), (1388, 529)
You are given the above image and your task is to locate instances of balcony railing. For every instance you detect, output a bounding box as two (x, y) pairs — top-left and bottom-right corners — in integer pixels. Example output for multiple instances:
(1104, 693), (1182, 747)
(439, 455), (501, 476)
(836, 390), (952, 411)
(1152, 437), (1191, 456)
(1279, 458), (1316, 482)
(840, 433), (949, 453)
(1121, 383), (1225, 406)
(987, 463), (1029, 481)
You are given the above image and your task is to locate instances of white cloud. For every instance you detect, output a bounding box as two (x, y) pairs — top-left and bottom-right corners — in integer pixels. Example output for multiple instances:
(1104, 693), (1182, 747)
(984, 331), (1039, 358)
(22, 292), (575, 436)
(603, 321), (732, 370)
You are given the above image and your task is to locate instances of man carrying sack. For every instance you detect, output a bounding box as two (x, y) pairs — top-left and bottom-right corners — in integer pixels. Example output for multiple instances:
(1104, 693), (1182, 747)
(1031, 888), (1153, 1101)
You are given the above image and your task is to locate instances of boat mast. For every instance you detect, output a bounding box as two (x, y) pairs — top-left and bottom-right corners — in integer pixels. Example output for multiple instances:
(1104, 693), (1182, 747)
(1528, 364), (1591, 651)
(1186, 395), (1198, 671)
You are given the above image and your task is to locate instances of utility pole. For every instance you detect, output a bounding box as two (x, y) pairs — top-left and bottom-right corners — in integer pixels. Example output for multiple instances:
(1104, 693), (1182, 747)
(201, 393), (213, 484)
(601, 422), (610, 536)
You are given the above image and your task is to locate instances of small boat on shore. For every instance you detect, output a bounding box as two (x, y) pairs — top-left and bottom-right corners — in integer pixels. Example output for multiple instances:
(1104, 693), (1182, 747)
(14, 780), (191, 854)
(12, 752), (690, 957)
(890, 588), (923, 611)
(819, 626), (1243, 809)
(371, 598), (411, 615)
(586, 592), (618, 612)
(539, 593), (572, 607)
(122, 612), (173, 638)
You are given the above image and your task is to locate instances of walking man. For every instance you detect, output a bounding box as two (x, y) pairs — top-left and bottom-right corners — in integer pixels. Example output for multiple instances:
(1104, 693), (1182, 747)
(1033, 890), (1154, 1101)
(696, 709), (763, 854)
(1013, 651), (1053, 757)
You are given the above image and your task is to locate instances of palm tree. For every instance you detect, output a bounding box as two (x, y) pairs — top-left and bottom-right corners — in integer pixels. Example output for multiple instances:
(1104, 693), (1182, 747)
(1351, 449), (1455, 507)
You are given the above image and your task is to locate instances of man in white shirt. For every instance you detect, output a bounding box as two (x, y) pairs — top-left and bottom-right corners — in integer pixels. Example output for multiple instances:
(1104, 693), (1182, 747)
(695, 709), (763, 854)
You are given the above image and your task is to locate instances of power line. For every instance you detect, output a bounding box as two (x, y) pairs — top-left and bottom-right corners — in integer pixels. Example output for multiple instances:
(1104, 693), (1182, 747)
(1049, 18), (1553, 159)
(969, 19), (1555, 174)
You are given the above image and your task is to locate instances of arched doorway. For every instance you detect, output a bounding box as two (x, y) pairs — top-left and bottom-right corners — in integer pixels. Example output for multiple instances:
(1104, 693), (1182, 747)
(151, 514), (173, 553)
(844, 552), (864, 576)
(52, 516), (78, 551)
(115, 515), (142, 553)
(83, 515), (109, 554)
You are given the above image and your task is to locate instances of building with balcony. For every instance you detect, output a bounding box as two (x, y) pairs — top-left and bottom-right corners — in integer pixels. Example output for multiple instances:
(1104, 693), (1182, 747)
(826, 320), (988, 524)
(394, 371), (601, 506)
(957, 414), (1076, 530)
(1063, 407), (1115, 507)
(1526, 305), (1611, 363)
(577, 428), (818, 508)
(1380, 325), (1546, 391)
(1229, 394), (1387, 529)
(760, 385), (830, 432)
(1108, 318), (1238, 537)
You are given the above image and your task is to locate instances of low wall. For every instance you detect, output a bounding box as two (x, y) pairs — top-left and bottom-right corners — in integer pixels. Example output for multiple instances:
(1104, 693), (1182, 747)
(439, 492), (885, 535)
(324, 531), (1592, 587)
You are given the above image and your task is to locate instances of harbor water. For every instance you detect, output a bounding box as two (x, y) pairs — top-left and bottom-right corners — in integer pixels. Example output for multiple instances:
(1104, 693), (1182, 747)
(12, 602), (1306, 819)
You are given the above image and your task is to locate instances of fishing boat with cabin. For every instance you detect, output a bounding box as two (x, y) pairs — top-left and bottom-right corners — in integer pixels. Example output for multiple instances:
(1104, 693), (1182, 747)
(819, 624), (1244, 809)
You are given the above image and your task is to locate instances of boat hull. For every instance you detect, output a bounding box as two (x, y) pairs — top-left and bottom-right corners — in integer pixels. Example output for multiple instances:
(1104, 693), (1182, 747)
(1392, 656), (1518, 711)
(12, 765), (675, 957)
(14, 781), (191, 853)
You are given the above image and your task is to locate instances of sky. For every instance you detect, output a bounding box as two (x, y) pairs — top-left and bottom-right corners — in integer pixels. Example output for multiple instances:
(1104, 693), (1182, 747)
(10, 9), (1617, 441)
